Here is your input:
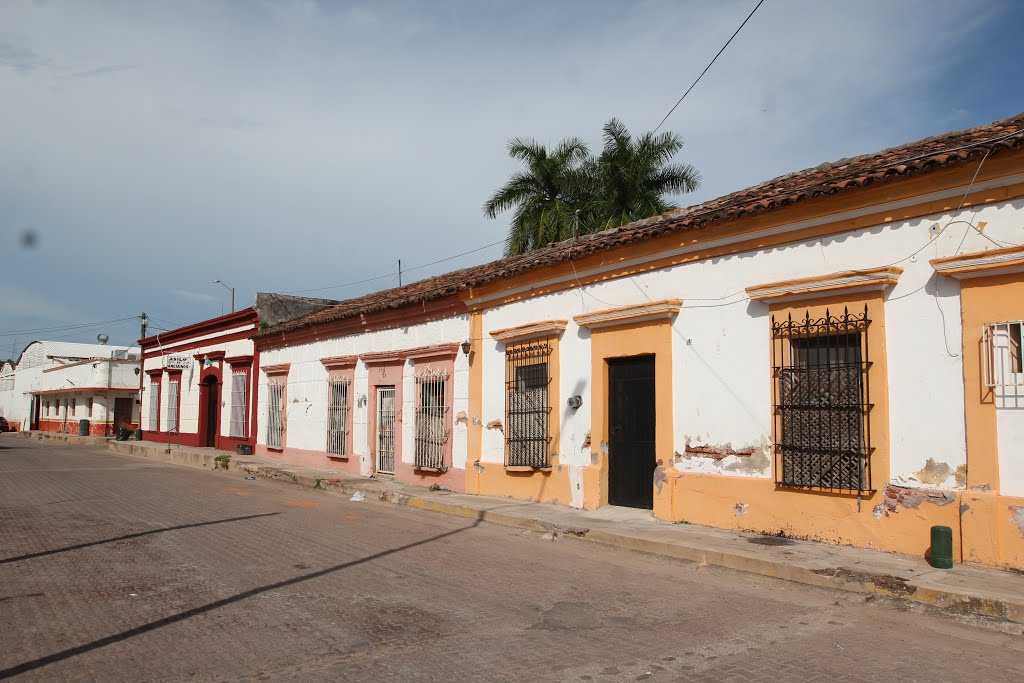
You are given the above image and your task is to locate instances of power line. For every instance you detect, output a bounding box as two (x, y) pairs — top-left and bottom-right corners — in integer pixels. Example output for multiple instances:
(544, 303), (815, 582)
(0, 316), (139, 339)
(284, 238), (507, 295)
(653, 0), (766, 133)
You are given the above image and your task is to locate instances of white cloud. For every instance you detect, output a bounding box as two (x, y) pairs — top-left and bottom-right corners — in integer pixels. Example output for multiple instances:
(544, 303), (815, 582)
(0, 0), (1017, 341)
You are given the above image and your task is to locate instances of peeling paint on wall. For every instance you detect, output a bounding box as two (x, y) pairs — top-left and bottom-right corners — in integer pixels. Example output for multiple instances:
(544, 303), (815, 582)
(676, 436), (771, 476)
(913, 458), (954, 486)
(734, 503), (749, 517)
(599, 440), (609, 455)
(877, 484), (956, 517)
(654, 459), (668, 494)
(955, 465), (967, 488)
(1010, 506), (1024, 539)
(486, 419), (503, 432)
(455, 411), (468, 426)
(581, 431), (591, 449)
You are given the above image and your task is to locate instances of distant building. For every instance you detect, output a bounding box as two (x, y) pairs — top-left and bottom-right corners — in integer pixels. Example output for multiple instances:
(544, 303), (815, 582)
(137, 294), (338, 451)
(5, 341), (140, 435)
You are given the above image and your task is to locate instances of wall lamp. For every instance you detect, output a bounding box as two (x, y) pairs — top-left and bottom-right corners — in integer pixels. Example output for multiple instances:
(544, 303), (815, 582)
(461, 339), (472, 355)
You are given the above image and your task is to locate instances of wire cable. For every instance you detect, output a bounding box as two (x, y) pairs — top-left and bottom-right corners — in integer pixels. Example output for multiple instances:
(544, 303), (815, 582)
(653, 0), (766, 133)
(0, 316), (138, 339)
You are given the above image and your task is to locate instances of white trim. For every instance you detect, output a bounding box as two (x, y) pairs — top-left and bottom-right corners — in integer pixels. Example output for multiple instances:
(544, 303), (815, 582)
(933, 252), (1024, 279)
(748, 272), (898, 303)
(470, 172), (1024, 306)
(574, 300), (682, 329)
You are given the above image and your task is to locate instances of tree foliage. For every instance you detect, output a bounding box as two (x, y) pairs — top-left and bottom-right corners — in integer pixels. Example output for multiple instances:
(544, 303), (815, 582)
(484, 119), (700, 255)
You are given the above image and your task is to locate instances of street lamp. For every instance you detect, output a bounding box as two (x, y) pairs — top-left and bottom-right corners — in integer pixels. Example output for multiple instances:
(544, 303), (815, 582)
(212, 280), (235, 313)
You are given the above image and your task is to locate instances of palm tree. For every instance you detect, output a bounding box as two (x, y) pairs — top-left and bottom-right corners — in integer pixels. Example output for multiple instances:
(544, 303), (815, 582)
(585, 118), (701, 232)
(483, 137), (591, 256)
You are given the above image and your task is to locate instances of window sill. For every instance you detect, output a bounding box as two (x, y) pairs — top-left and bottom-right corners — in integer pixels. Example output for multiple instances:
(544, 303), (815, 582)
(326, 454), (349, 461)
(414, 465), (448, 473)
(266, 447), (284, 453)
(505, 465), (552, 472)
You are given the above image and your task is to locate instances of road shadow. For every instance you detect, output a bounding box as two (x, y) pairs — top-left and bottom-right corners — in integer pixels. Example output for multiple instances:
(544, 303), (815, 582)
(0, 518), (481, 679)
(0, 512), (281, 566)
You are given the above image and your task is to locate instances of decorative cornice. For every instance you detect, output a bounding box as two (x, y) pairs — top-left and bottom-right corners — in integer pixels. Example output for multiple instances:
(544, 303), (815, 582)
(145, 369), (163, 377)
(320, 354), (358, 370)
(359, 350), (406, 365)
(225, 355), (254, 366)
(573, 299), (682, 330)
(261, 363), (291, 375)
(930, 245), (1024, 279)
(193, 350), (227, 361)
(405, 342), (460, 361)
(489, 320), (568, 343)
(746, 266), (903, 303)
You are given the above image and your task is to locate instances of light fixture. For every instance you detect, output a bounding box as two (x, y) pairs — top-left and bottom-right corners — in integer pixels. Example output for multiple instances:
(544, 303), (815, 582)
(212, 280), (236, 313)
(461, 339), (472, 355)
(567, 395), (583, 410)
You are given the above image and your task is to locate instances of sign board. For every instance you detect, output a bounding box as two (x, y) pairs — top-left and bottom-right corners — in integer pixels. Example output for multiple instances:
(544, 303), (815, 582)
(165, 355), (191, 370)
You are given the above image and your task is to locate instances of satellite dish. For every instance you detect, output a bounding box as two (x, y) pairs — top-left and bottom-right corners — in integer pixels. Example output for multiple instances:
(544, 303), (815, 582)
(97, 334), (109, 345)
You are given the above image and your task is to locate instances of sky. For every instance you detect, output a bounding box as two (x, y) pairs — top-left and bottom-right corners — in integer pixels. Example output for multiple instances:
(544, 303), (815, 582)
(1, 0), (1023, 353)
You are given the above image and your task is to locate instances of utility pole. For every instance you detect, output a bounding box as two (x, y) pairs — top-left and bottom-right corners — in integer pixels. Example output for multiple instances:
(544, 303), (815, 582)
(398, 259), (402, 287)
(137, 312), (148, 438)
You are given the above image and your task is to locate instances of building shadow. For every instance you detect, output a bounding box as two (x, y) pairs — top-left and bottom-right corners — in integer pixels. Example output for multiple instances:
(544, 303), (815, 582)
(0, 512), (281, 566)
(0, 518), (481, 679)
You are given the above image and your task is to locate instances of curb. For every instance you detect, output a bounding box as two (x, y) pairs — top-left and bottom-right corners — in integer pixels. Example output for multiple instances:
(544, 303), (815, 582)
(104, 441), (1024, 624)
(16, 431), (110, 446)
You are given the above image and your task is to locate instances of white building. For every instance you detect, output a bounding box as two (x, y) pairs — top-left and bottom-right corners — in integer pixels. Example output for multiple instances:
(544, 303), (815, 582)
(7, 341), (140, 435)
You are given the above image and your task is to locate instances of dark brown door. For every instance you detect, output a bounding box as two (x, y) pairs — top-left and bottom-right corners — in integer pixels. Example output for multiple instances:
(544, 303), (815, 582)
(203, 377), (219, 448)
(113, 397), (133, 432)
(608, 355), (656, 509)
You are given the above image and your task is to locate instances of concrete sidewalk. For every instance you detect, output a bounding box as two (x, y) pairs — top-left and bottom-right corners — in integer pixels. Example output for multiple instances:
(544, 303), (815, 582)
(104, 438), (1024, 624)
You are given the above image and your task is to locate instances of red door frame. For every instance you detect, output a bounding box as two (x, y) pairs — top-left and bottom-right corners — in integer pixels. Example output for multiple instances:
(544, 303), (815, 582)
(197, 362), (223, 449)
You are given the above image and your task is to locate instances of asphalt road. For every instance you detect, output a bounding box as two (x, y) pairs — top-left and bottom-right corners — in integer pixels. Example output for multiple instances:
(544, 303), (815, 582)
(1, 436), (1022, 682)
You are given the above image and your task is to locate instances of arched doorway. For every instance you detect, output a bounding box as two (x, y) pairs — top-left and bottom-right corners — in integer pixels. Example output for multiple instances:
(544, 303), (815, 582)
(200, 375), (221, 448)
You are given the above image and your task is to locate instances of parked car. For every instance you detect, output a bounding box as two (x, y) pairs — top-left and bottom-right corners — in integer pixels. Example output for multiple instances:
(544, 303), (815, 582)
(0, 417), (10, 432)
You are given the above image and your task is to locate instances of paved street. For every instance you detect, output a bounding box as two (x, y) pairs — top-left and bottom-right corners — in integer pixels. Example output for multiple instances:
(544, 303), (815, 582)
(1, 437), (1022, 682)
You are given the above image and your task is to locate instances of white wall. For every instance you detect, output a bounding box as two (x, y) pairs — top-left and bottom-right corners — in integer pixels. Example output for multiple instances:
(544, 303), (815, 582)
(257, 315), (470, 474)
(478, 198), (1024, 494)
(141, 337), (255, 436)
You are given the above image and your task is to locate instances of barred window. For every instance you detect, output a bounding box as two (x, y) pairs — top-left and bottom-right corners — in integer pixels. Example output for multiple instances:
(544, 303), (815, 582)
(148, 380), (159, 430)
(166, 379), (180, 433)
(772, 306), (872, 492)
(71, 398), (76, 416)
(230, 370), (248, 438)
(414, 370), (449, 469)
(983, 321), (1024, 388)
(267, 381), (284, 449)
(505, 342), (552, 468)
(326, 378), (350, 456)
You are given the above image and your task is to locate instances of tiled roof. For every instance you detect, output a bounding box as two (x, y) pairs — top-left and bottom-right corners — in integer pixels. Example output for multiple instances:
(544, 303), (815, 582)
(260, 111), (1024, 338)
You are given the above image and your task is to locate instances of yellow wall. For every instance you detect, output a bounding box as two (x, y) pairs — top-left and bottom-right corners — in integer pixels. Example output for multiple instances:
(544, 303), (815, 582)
(589, 319), (674, 511)
(957, 272), (1024, 568)
(476, 330), (566, 504)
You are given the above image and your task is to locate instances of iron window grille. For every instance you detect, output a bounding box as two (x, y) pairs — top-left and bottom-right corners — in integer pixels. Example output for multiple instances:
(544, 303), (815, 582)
(505, 342), (552, 468)
(267, 381), (284, 448)
(230, 370), (248, 438)
(148, 380), (159, 431)
(983, 321), (1024, 388)
(166, 379), (180, 433)
(414, 369), (450, 469)
(771, 305), (873, 492)
(326, 378), (350, 456)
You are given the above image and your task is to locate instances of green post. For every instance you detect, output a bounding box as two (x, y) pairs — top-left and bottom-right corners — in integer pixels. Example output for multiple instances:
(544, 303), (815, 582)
(930, 525), (954, 569)
(78, 419), (89, 437)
